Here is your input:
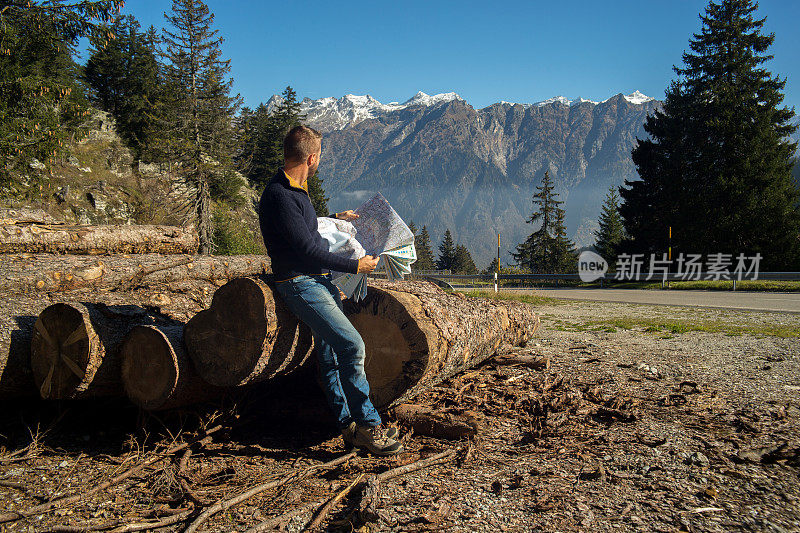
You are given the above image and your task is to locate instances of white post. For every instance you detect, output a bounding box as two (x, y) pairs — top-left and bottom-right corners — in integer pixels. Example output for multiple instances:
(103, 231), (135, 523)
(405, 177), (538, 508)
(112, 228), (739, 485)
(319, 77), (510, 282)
(494, 271), (498, 293)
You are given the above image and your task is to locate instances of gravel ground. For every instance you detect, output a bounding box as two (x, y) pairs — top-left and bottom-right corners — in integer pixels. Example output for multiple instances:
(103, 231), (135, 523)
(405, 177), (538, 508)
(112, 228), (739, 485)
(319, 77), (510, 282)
(1, 298), (798, 532)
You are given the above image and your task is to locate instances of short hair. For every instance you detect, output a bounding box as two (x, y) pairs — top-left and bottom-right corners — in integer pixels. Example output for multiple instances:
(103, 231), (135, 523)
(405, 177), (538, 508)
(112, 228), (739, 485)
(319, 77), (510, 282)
(283, 125), (322, 163)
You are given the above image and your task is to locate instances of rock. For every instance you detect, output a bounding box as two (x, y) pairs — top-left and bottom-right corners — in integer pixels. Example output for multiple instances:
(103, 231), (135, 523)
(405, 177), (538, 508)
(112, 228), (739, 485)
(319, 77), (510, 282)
(67, 156), (80, 167)
(686, 452), (710, 466)
(79, 167), (92, 173)
(29, 159), (46, 170)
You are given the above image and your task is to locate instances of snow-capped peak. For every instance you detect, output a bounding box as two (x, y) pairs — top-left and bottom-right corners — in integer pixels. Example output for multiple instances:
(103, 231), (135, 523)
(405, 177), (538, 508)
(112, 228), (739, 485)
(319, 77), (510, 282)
(623, 90), (654, 105)
(403, 91), (464, 107)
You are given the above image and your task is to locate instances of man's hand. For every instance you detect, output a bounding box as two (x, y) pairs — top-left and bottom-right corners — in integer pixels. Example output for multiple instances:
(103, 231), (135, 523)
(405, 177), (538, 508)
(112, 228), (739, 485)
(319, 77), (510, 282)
(357, 255), (379, 274)
(336, 210), (359, 222)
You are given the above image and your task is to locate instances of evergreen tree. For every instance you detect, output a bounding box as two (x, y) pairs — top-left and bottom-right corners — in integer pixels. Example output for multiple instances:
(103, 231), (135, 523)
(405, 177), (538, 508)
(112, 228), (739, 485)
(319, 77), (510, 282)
(307, 172), (329, 216)
(85, 16), (161, 158)
(487, 257), (501, 273)
(414, 226), (436, 271)
(436, 229), (456, 271)
(0, 1), (123, 185)
(620, 0), (799, 269)
(513, 171), (576, 272)
(594, 186), (626, 263)
(407, 220), (417, 236)
(453, 244), (478, 274)
(155, 0), (242, 253)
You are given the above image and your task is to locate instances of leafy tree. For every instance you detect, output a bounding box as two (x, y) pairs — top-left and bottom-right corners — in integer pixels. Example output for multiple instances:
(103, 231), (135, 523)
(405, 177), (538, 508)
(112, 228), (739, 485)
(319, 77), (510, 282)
(594, 186), (626, 263)
(155, 0), (242, 253)
(453, 244), (478, 274)
(620, 0), (799, 269)
(513, 171), (576, 272)
(0, 0), (123, 185)
(85, 16), (161, 159)
(414, 225), (436, 271)
(436, 229), (456, 271)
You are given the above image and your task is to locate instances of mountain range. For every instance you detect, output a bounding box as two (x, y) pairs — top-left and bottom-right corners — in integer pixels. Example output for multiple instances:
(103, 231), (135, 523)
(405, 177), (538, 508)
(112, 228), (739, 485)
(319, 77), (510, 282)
(267, 90), (661, 267)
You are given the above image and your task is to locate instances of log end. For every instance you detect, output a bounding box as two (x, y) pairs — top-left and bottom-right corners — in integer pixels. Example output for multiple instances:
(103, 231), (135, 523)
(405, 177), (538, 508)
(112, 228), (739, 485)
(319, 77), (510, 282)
(121, 325), (179, 410)
(30, 303), (98, 399)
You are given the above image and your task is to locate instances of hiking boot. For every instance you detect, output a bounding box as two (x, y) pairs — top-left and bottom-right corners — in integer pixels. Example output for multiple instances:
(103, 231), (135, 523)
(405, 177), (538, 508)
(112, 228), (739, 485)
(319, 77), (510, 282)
(349, 424), (403, 456)
(341, 421), (398, 448)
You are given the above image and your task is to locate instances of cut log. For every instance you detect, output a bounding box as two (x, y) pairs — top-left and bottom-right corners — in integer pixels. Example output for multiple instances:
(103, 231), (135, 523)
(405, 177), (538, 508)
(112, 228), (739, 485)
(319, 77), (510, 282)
(0, 254), (270, 294)
(0, 224), (198, 255)
(30, 302), (177, 399)
(0, 296), (58, 398)
(121, 325), (223, 410)
(184, 277), (314, 387)
(343, 280), (539, 408)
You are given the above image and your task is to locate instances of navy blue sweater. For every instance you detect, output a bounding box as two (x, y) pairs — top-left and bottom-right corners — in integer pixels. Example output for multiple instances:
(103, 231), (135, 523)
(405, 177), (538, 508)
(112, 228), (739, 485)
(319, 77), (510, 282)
(259, 169), (359, 280)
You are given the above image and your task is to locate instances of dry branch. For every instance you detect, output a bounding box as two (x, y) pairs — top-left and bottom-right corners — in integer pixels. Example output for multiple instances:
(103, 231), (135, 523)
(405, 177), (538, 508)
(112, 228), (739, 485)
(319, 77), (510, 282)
(183, 451), (357, 533)
(305, 473), (365, 531)
(393, 403), (480, 440)
(0, 426), (222, 525)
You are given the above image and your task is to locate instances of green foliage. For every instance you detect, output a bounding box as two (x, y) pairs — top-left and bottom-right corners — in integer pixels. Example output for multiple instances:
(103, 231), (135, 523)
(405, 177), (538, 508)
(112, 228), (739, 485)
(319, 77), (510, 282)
(483, 257), (500, 275)
(307, 171), (329, 216)
(620, 0), (800, 269)
(238, 86), (304, 191)
(0, 1), (122, 185)
(407, 220), (417, 235)
(436, 229), (456, 271)
(152, 0), (242, 253)
(84, 16), (160, 158)
(212, 204), (263, 255)
(513, 171), (577, 273)
(453, 244), (478, 274)
(414, 225), (436, 271)
(594, 186), (625, 264)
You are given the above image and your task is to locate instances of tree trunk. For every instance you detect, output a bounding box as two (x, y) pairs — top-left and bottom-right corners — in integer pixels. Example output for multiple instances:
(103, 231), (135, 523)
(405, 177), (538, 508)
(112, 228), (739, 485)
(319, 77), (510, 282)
(183, 277), (314, 387)
(0, 224), (199, 255)
(0, 254), (270, 294)
(343, 280), (539, 408)
(30, 302), (179, 399)
(121, 325), (223, 410)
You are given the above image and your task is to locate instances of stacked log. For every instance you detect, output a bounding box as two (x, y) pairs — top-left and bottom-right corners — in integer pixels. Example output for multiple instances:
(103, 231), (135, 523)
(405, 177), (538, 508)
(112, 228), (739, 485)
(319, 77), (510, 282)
(121, 325), (222, 410)
(0, 224), (199, 255)
(183, 277), (314, 386)
(183, 278), (539, 409)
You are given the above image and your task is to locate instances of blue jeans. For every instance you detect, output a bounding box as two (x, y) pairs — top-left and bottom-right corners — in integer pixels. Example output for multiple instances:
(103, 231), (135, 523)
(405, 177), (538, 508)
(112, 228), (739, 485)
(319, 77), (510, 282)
(273, 274), (382, 430)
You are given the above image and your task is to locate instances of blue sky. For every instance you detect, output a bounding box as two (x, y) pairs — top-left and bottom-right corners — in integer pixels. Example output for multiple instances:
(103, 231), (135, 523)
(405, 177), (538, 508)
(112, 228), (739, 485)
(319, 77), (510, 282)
(115, 0), (800, 113)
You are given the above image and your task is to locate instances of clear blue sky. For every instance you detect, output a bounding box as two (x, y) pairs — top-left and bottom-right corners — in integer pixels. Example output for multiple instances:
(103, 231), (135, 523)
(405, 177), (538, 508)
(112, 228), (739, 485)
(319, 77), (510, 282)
(115, 0), (800, 113)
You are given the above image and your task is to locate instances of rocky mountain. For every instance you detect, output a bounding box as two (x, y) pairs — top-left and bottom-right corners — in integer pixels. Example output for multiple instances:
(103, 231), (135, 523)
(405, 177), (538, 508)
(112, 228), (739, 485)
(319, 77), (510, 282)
(267, 90), (661, 267)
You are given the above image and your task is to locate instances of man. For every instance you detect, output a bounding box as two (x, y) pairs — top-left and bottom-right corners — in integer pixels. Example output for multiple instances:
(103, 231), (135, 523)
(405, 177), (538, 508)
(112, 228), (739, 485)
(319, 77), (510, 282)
(258, 125), (403, 456)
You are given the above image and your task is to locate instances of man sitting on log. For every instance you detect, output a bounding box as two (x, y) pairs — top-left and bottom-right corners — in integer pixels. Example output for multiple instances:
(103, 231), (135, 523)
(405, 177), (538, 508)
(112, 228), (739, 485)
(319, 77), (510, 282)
(258, 125), (403, 456)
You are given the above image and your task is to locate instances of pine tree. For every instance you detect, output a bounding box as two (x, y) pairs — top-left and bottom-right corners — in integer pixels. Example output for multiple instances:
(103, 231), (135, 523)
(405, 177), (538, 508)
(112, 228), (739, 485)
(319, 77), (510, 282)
(594, 186), (626, 263)
(453, 244), (478, 274)
(156, 0), (242, 253)
(85, 16), (161, 159)
(436, 229), (456, 271)
(0, 1), (123, 185)
(407, 220), (417, 236)
(513, 171), (576, 272)
(620, 0), (799, 269)
(484, 257), (500, 275)
(307, 172), (329, 216)
(414, 226), (436, 271)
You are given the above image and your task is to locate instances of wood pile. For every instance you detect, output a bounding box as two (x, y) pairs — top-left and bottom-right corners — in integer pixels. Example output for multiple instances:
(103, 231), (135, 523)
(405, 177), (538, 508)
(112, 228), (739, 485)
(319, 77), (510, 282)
(1, 219), (541, 413)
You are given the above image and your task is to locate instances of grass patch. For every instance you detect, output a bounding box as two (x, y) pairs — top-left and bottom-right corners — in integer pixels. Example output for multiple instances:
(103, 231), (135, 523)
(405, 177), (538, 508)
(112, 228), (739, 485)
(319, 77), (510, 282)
(601, 280), (800, 292)
(462, 290), (564, 307)
(588, 317), (799, 338)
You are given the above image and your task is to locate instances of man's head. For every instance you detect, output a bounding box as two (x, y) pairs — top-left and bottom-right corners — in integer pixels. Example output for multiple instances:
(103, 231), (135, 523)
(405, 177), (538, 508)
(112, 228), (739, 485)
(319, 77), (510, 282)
(284, 125), (322, 175)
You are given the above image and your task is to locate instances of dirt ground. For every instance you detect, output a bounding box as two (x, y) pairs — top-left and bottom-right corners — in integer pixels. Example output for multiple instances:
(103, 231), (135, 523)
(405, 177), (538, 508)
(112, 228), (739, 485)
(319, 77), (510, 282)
(1, 297), (798, 532)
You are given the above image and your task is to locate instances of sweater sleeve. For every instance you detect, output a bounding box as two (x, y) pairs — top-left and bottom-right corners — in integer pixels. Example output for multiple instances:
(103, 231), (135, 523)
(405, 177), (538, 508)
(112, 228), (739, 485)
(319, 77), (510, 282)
(272, 195), (359, 274)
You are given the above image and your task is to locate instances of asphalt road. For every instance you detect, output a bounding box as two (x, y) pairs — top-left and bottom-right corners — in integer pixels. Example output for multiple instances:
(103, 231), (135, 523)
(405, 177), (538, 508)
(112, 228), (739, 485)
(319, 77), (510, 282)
(493, 288), (800, 314)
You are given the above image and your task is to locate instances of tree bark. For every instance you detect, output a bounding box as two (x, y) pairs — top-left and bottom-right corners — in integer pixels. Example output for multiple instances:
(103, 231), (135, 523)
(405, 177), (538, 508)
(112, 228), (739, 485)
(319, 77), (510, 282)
(30, 302), (180, 399)
(0, 253), (270, 294)
(0, 296), (56, 398)
(343, 280), (539, 408)
(0, 224), (199, 255)
(183, 277), (314, 387)
(121, 325), (223, 410)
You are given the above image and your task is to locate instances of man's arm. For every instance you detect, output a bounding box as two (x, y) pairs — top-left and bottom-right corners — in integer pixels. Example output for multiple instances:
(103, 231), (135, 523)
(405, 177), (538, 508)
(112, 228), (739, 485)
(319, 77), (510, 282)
(272, 196), (360, 273)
